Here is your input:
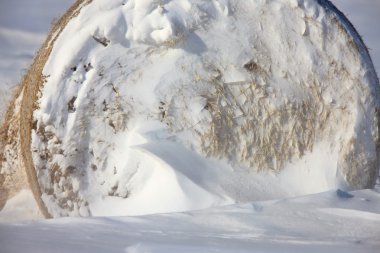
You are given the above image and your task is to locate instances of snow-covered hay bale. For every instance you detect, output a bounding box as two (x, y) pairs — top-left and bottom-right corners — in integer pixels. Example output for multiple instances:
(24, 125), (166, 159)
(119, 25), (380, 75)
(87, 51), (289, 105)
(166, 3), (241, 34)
(1, 0), (379, 217)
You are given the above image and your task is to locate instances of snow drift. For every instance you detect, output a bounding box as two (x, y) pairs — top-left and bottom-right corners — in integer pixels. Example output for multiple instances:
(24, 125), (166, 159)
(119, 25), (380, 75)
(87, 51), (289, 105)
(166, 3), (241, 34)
(0, 0), (379, 218)
(2, 189), (380, 253)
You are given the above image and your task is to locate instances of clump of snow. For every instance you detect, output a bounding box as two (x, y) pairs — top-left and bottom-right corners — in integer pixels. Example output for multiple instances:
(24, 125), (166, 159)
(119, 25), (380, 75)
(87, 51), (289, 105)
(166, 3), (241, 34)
(30, 0), (379, 217)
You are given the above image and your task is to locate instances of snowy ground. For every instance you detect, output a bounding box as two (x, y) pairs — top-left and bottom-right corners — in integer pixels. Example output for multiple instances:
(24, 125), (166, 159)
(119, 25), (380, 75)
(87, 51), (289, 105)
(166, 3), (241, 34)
(0, 1), (380, 253)
(1, 189), (380, 253)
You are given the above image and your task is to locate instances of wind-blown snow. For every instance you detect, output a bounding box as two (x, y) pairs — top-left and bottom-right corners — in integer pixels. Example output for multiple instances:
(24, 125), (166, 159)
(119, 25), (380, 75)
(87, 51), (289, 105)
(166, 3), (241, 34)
(27, 0), (380, 217)
(1, 0), (379, 118)
(0, 190), (41, 222)
(0, 0), (380, 252)
(1, 189), (379, 253)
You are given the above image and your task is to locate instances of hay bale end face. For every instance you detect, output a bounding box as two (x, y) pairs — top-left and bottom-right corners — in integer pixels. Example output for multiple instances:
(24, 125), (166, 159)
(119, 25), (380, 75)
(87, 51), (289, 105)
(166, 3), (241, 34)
(1, 0), (379, 218)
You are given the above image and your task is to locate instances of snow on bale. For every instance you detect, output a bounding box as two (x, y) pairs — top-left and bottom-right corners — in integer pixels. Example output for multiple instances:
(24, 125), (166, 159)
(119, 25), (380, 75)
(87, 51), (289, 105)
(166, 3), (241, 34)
(0, 0), (379, 218)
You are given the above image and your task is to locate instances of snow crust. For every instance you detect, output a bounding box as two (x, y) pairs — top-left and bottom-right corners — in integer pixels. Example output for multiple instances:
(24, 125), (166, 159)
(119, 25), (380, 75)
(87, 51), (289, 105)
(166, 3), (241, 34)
(30, 0), (380, 217)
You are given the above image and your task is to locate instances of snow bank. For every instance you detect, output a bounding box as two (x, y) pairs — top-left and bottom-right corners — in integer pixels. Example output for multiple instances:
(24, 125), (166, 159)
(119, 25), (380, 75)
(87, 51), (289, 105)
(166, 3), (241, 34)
(28, 0), (379, 217)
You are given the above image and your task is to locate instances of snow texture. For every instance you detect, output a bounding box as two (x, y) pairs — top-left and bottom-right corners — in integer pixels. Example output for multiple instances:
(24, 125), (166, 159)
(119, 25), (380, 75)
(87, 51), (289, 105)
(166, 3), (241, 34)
(0, 1), (379, 252)
(1, 189), (380, 253)
(28, 0), (380, 217)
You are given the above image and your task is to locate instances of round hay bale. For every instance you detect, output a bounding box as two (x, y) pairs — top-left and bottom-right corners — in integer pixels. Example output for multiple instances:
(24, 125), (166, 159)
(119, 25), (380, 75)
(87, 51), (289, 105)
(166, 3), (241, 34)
(1, 0), (379, 217)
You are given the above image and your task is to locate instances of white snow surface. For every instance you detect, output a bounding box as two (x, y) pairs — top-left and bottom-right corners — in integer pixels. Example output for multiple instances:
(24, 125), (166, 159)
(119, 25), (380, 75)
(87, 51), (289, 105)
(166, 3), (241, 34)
(0, 1), (379, 252)
(1, 189), (380, 253)
(1, 0), (379, 117)
(29, 0), (380, 217)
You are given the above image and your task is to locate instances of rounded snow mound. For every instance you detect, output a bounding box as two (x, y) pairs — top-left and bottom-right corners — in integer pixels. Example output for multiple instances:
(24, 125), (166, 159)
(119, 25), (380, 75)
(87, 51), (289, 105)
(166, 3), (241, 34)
(2, 0), (379, 217)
